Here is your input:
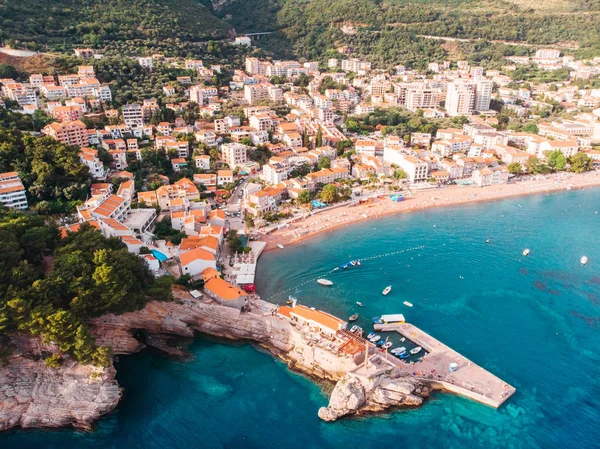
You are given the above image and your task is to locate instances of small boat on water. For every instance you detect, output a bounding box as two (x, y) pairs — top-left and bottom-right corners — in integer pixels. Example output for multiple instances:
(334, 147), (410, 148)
(410, 346), (422, 355)
(392, 347), (406, 355)
(317, 279), (333, 286)
(399, 351), (410, 359)
(581, 256), (588, 265)
(349, 313), (359, 322)
(400, 337), (406, 343)
(523, 248), (530, 256)
(286, 296), (297, 305)
(367, 332), (376, 340)
(382, 285), (392, 295)
(382, 341), (393, 350)
(485, 239), (490, 244)
(369, 335), (381, 343)
(356, 301), (364, 307)
(376, 340), (385, 347)
(277, 243), (284, 249)
(373, 314), (405, 325)
(403, 301), (413, 307)
(350, 325), (359, 333)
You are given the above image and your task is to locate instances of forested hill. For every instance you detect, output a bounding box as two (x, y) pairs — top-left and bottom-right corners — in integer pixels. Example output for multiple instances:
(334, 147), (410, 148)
(0, 0), (232, 51)
(215, 0), (600, 65)
(4, 0), (600, 67)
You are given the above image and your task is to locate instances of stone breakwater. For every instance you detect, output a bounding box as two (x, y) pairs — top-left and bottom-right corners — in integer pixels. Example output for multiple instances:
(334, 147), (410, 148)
(0, 297), (430, 431)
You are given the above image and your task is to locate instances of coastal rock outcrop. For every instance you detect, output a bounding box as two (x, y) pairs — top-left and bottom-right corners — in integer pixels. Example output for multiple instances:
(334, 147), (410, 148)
(318, 371), (428, 422)
(0, 336), (120, 432)
(88, 298), (293, 356)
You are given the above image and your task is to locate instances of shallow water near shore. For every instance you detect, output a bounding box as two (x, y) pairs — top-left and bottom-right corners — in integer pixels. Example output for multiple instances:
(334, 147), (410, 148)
(3, 188), (600, 449)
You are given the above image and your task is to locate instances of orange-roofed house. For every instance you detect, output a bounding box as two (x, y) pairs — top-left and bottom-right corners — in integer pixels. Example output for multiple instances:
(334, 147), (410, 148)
(204, 276), (248, 310)
(58, 220), (101, 238)
(179, 235), (220, 256)
(278, 304), (347, 336)
(180, 247), (216, 277)
(208, 209), (226, 226)
(138, 190), (158, 206)
(217, 170), (233, 186)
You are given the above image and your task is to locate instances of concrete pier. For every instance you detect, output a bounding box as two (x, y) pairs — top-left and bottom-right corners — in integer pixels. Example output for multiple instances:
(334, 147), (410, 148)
(374, 322), (515, 408)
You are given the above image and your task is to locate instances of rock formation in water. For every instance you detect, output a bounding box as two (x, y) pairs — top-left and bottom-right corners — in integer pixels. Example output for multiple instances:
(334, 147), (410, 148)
(318, 372), (429, 421)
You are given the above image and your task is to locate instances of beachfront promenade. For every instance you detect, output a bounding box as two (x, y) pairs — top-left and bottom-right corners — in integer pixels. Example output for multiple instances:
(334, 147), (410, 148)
(374, 322), (515, 408)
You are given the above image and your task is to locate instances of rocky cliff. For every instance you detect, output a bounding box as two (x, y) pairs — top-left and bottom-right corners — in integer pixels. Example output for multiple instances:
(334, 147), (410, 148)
(318, 371), (430, 421)
(0, 335), (120, 432)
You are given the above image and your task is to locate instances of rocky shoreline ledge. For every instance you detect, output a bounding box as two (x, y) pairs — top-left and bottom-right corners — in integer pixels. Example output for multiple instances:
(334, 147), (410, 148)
(0, 296), (430, 432)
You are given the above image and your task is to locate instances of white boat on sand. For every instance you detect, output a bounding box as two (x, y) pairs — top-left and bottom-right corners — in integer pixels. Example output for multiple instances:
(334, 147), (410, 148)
(317, 279), (333, 286)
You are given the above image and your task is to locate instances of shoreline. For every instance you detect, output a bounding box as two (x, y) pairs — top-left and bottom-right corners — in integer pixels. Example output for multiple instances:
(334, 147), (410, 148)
(261, 171), (600, 252)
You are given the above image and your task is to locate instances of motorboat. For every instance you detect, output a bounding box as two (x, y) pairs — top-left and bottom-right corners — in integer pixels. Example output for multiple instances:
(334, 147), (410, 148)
(376, 340), (385, 347)
(382, 341), (393, 350)
(369, 335), (381, 343)
(485, 239), (490, 244)
(277, 243), (284, 249)
(350, 325), (359, 333)
(373, 314), (405, 325)
(399, 351), (410, 359)
(382, 285), (392, 295)
(400, 337), (406, 343)
(392, 347), (406, 355)
(356, 302), (364, 307)
(367, 332), (376, 340)
(581, 256), (588, 265)
(410, 346), (422, 355)
(317, 279), (333, 286)
(349, 313), (359, 322)
(403, 301), (413, 307)
(523, 248), (530, 256)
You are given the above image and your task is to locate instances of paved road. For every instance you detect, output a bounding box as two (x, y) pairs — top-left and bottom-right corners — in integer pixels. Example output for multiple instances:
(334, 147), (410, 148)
(225, 179), (247, 231)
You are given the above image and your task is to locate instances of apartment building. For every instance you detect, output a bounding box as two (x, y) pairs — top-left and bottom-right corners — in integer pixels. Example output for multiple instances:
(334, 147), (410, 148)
(396, 155), (430, 183)
(220, 143), (248, 169)
(446, 81), (476, 116)
(122, 104), (144, 129)
(79, 147), (106, 179)
(0, 172), (28, 210)
(474, 78), (493, 112)
(43, 120), (89, 147)
(52, 105), (83, 122)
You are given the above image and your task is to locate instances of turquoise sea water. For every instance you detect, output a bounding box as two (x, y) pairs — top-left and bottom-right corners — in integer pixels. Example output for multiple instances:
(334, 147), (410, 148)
(2, 188), (600, 449)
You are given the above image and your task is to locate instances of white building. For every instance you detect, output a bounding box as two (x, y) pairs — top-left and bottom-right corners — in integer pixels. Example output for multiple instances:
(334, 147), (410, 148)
(0, 172), (28, 209)
(474, 78), (493, 112)
(446, 81), (476, 116)
(122, 104), (144, 129)
(220, 143), (249, 169)
(396, 155), (430, 183)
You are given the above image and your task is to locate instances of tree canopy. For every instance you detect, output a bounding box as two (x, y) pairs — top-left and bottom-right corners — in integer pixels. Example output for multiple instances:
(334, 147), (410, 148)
(0, 210), (172, 367)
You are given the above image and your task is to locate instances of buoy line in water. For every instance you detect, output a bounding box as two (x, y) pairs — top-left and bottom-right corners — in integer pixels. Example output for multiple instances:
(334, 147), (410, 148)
(266, 245), (425, 300)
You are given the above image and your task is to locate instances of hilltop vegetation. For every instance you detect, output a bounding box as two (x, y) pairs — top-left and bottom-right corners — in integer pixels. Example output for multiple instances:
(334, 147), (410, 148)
(0, 211), (172, 367)
(217, 0), (600, 66)
(3, 0), (600, 66)
(0, 0), (232, 51)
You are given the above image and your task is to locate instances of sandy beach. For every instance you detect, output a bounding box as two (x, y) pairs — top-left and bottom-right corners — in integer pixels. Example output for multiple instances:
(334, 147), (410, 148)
(261, 171), (600, 251)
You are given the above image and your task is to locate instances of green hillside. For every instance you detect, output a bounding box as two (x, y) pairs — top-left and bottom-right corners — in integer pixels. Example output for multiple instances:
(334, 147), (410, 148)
(216, 0), (600, 66)
(0, 0), (232, 51)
